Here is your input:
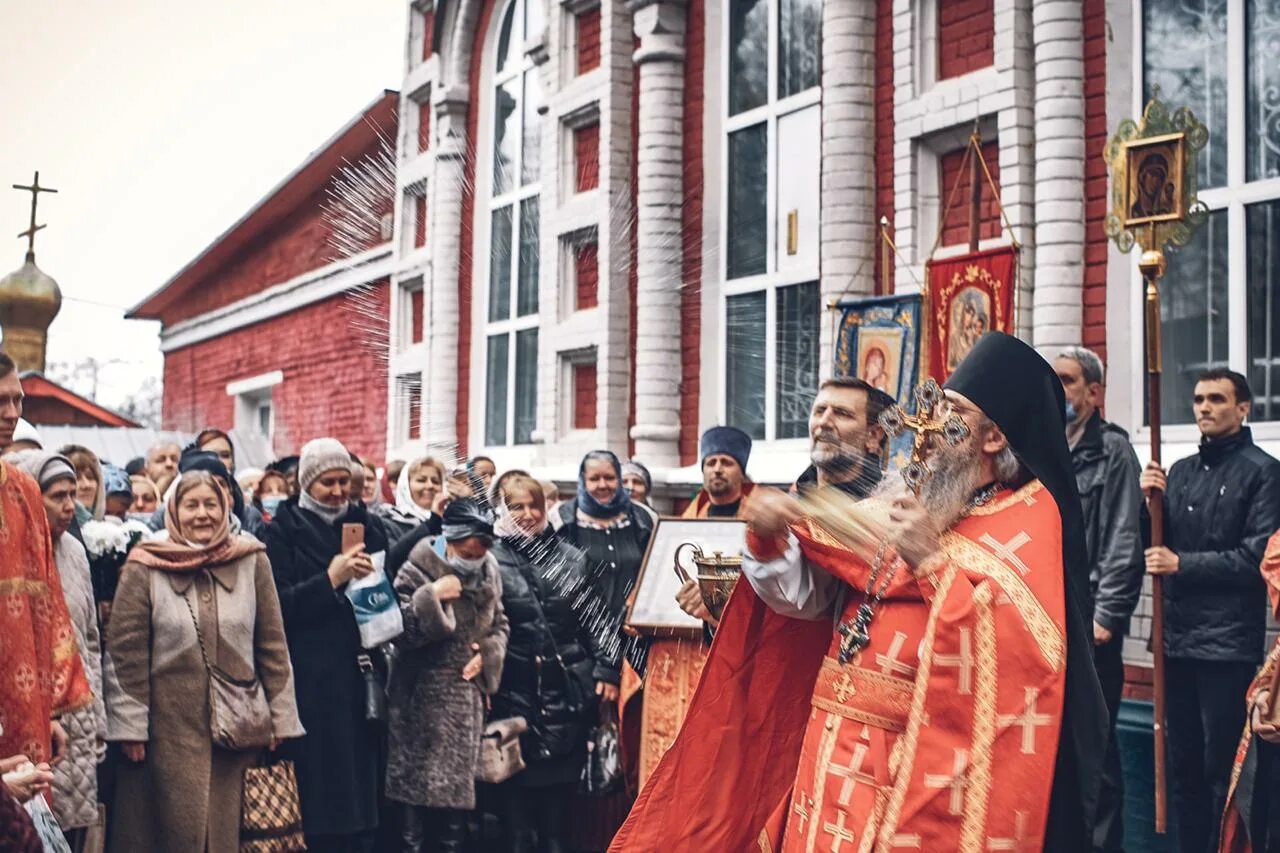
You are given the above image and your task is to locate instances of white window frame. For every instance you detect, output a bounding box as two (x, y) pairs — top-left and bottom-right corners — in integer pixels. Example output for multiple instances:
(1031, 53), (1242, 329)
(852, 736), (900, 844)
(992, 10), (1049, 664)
(227, 371), (282, 447)
(558, 346), (600, 437)
(1129, 0), (1280, 442)
(475, 0), (543, 449)
(718, 0), (821, 444)
(394, 372), (423, 446)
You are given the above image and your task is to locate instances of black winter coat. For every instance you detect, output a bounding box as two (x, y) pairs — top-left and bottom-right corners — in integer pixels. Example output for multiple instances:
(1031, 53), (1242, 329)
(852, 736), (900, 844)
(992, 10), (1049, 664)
(1150, 427), (1280, 662)
(265, 499), (389, 836)
(491, 534), (600, 782)
(1071, 412), (1144, 636)
(552, 499), (654, 682)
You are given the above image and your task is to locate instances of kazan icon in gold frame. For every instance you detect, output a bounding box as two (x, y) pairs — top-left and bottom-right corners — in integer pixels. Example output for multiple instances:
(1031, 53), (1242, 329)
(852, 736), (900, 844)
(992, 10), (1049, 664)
(1123, 133), (1187, 227)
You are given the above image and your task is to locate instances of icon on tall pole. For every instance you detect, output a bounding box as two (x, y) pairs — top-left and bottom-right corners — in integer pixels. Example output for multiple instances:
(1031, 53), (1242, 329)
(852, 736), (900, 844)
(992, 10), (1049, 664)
(1104, 88), (1209, 835)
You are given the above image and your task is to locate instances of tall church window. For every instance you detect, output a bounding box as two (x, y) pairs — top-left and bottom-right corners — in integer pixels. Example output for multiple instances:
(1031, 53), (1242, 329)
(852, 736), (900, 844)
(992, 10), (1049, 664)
(723, 0), (821, 441)
(483, 0), (543, 446)
(1141, 0), (1280, 424)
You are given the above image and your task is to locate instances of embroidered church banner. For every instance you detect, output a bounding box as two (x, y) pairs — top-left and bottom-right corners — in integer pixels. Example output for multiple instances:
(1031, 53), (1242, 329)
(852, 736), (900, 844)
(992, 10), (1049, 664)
(924, 245), (1017, 383)
(833, 293), (922, 403)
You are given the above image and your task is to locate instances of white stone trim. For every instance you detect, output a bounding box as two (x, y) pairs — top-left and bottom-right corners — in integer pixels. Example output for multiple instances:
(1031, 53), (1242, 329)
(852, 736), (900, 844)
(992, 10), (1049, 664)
(1103, 0), (1137, 433)
(819, 0), (878, 375)
(628, 0), (686, 467)
(1029, 0), (1085, 349)
(225, 370), (283, 397)
(158, 246), (392, 352)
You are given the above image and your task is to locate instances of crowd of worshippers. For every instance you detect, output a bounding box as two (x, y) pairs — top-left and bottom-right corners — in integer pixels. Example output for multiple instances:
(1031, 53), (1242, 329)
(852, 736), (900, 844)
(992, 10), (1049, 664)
(4, 340), (1280, 853)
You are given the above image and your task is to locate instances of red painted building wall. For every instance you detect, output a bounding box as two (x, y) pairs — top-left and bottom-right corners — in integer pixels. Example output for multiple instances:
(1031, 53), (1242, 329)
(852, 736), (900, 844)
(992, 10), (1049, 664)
(874, 0), (896, 294)
(678, 0), (705, 466)
(1082, 0), (1110, 363)
(939, 141), (1002, 247)
(155, 191), (336, 327)
(937, 0), (995, 80)
(162, 284), (389, 461)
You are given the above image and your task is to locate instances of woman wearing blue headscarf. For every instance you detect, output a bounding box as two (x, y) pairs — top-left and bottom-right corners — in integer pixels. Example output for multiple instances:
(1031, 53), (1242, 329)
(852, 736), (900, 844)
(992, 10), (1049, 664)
(551, 451), (652, 847)
(551, 450), (653, 697)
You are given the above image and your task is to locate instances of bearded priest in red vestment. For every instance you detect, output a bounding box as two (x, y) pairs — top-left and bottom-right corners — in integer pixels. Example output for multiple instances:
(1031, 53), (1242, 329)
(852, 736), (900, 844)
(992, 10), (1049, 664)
(611, 333), (1106, 853)
(0, 455), (93, 764)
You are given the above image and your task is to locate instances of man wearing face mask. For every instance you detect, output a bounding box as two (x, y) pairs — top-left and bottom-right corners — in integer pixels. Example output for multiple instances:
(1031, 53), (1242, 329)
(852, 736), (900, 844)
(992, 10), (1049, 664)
(1055, 346), (1143, 853)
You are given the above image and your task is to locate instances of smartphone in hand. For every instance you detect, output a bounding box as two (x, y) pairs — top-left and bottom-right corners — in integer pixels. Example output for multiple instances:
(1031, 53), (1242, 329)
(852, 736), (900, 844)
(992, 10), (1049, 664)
(342, 522), (365, 554)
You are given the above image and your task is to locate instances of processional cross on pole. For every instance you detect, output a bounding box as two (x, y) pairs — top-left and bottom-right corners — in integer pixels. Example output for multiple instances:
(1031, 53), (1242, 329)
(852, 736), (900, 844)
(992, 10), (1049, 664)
(1103, 87), (1209, 836)
(12, 171), (58, 260)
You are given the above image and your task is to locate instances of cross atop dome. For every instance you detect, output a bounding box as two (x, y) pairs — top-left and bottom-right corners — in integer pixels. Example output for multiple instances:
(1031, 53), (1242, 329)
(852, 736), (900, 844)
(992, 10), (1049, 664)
(12, 171), (59, 261)
(0, 171), (63, 373)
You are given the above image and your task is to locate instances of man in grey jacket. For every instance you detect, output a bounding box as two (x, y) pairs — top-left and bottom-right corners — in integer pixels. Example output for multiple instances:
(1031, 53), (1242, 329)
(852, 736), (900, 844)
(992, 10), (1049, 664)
(1056, 346), (1144, 853)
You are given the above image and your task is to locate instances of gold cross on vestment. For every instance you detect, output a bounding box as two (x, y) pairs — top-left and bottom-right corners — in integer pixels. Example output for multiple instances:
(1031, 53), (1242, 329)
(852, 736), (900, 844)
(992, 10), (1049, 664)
(12, 171), (58, 257)
(934, 626), (975, 695)
(879, 379), (971, 494)
(987, 810), (1033, 852)
(998, 688), (1053, 755)
(827, 742), (877, 806)
(822, 809), (857, 852)
(792, 793), (815, 834)
(980, 531), (1034, 576)
(831, 671), (857, 703)
(875, 630), (918, 678)
(923, 748), (970, 815)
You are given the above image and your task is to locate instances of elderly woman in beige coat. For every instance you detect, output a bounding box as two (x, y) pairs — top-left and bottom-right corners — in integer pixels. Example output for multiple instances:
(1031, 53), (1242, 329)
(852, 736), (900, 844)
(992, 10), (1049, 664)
(104, 470), (304, 853)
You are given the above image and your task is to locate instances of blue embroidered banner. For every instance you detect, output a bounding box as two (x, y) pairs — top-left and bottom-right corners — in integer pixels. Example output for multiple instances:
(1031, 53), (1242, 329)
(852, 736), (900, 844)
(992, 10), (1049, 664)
(833, 293), (922, 402)
(833, 293), (923, 475)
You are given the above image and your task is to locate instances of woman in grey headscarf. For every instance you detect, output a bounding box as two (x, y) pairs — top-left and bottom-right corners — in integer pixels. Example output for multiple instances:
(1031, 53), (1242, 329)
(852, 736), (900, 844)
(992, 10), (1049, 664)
(7, 449), (107, 845)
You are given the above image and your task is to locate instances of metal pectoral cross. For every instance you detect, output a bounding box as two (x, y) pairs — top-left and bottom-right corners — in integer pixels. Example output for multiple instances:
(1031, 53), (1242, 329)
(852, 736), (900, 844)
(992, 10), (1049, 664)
(878, 378), (970, 495)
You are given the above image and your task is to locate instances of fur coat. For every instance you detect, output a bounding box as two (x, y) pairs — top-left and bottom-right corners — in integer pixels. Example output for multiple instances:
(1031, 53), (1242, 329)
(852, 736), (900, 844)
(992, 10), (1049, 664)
(385, 539), (508, 809)
(50, 533), (106, 830)
(104, 551), (304, 853)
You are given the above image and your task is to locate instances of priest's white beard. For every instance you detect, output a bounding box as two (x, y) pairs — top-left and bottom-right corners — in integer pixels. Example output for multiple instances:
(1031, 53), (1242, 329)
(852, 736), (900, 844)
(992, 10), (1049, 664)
(874, 438), (982, 532)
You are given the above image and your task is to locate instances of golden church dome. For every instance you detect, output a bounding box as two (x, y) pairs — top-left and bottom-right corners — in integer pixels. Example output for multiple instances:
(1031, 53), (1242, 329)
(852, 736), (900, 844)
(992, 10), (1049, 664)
(0, 253), (62, 373)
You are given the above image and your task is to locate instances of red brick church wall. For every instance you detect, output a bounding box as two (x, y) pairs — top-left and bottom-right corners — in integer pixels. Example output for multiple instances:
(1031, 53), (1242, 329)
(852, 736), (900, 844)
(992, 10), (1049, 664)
(156, 190), (335, 327)
(161, 283), (389, 462)
(1082, 0), (1109, 363)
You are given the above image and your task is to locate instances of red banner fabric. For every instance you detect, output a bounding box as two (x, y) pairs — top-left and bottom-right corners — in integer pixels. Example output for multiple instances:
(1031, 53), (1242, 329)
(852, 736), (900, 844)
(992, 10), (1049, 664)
(924, 245), (1018, 383)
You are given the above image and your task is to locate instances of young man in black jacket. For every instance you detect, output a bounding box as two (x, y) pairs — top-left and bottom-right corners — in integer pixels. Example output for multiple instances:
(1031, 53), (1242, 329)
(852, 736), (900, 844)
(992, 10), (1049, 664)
(1057, 347), (1144, 853)
(1141, 368), (1280, 853)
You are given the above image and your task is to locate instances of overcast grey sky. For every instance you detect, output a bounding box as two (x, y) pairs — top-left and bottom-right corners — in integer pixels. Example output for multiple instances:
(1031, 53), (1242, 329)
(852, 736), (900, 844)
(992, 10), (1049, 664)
(0, 0), (404, 410)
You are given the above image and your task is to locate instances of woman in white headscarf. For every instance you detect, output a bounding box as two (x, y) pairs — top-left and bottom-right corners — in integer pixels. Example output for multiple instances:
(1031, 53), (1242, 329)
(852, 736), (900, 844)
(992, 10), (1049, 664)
(372, 456), (447, 546)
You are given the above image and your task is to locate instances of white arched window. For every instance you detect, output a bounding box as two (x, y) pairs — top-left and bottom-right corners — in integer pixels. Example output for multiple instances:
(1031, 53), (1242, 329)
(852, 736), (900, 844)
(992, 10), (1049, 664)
(481, 0), (544, 447)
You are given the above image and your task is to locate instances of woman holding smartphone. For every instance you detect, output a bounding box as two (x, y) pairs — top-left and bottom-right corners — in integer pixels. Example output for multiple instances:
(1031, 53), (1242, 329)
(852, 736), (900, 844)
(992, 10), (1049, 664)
(266, 438), (389, 853)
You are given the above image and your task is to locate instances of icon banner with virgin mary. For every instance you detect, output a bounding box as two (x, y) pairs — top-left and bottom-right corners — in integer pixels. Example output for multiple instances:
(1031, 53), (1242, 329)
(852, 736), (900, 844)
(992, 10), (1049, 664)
(924, 245), (1017, 383)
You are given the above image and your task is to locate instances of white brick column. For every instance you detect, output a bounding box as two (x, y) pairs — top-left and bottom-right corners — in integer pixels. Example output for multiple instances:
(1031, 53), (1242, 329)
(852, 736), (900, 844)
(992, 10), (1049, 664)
(1030, 0), (1086, 348)
(626, 0), (685, 468)
(820, 0), (878, 371)
(422, 86), (469, 456)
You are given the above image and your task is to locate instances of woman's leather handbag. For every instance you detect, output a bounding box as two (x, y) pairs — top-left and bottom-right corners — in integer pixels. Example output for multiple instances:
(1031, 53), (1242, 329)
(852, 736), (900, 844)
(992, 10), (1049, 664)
(184, 591), (272, 751)
(476, 716), (528, 784)
(241, 759), (306, 852)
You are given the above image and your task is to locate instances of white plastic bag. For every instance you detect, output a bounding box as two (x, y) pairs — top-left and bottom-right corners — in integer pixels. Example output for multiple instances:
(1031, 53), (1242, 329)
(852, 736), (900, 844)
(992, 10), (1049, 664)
(25, 794), (74, 853)
(345, 551), (404, 648)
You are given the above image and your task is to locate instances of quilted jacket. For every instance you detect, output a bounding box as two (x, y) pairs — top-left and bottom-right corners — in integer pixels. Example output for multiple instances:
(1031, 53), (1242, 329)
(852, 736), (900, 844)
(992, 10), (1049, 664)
(51, 533), (106, 830)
